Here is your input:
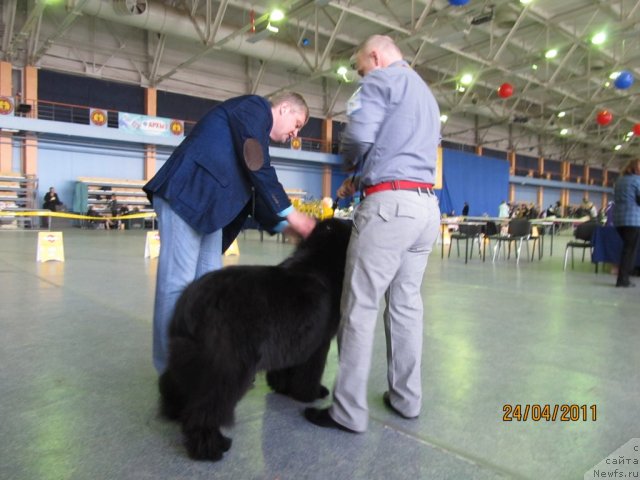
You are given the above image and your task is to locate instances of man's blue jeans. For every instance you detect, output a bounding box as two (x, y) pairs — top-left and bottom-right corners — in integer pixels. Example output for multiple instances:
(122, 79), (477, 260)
(152, 196), (222, 373)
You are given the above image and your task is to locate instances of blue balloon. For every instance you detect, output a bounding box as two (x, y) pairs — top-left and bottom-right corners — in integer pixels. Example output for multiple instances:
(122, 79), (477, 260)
(449, 0), (470, 5)
(614, 70), (634, 90)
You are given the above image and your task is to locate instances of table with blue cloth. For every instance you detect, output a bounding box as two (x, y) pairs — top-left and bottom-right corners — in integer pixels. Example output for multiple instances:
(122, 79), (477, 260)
(591, 226), (640, 267)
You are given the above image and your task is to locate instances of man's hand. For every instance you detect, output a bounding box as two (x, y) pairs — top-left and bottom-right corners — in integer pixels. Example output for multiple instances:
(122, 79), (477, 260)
(286, 210), (316, 239)
(337, 178), (357, 199)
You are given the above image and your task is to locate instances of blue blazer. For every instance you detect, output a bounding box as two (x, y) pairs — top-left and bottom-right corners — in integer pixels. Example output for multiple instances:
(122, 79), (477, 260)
(144, 95), (291, 250)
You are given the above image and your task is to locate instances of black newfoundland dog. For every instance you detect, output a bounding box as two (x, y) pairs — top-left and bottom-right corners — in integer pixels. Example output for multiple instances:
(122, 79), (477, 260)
(159, 218), (352, 461)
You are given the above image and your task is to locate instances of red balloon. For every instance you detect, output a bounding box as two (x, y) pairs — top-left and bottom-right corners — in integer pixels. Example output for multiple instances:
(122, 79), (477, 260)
(498, 82), (514, 98)
(633, 123), (640, 136)
(596, 110), (612, 126)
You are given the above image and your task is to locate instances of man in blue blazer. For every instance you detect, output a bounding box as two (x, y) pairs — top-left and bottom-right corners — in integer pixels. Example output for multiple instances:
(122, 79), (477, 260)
(144, 91), (316, 374)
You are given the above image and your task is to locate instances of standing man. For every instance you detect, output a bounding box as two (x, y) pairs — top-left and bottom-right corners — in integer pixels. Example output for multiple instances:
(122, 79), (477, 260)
(144, 92), (316, 374)
(305, 35), (441, 432)
(613, 158), (640, 288)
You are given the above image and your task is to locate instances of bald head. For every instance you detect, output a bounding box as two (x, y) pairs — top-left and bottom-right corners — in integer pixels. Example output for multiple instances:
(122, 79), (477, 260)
(354, 35), (403, 77)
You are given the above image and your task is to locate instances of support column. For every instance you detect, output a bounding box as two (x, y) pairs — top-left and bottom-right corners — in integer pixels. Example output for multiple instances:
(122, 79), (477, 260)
(144, 88), (157, 180)
(584, 165), (590, 185)
(22, 66), (38, 175)
(537, 156), (544, 209)
(0, 62), (14, 172)
(321, 118), (333, 198)
(560, 161), (570, 215)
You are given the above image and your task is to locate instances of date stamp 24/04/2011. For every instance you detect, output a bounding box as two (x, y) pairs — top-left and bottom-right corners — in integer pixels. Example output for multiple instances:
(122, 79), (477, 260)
(502, 404), (597, 422)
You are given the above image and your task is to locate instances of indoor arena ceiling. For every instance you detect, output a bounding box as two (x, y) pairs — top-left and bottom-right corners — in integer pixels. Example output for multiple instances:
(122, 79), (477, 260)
(2, 0), (639, 170)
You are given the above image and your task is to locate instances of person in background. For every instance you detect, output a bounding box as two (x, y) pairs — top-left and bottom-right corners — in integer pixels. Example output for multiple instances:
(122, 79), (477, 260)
(106, 195), (120, 230)
(580, 197), (598, 219)
(42, 187), (63, 228)
(612, 158), (640, 288)
(143, 91), (316, 374)
(553, 200), (563, 217)
(304, 34), (441, 433)
(498, 200), (510, 218)
(461, 201), (470, 217)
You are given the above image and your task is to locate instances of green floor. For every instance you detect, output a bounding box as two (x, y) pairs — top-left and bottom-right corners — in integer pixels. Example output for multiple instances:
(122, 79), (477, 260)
(0, 226), (638, 480)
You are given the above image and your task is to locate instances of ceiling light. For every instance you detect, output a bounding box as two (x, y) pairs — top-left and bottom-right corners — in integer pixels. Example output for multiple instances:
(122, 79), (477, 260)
(614, 144), (622, 151)
(560, 128), (569, 136)
(545, 49), (558, 59)
(460, 73), (473, 85)
(269, 9), (285, 22)
(440, 114), (449, 123)
(591, 31), (607, 45)
(336, 65), (355, 83)
(557, 111), (566, 118)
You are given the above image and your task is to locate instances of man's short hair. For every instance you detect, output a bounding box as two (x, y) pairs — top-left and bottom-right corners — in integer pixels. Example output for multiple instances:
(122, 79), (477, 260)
(357, 34), (402, 57)
(269, 91), (309, 119)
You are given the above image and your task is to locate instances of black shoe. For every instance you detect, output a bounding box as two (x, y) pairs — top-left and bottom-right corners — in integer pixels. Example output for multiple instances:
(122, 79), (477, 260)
(616, 282), (636, 287)
(383, 392), (419, 419)
(303, 407), (358, 433)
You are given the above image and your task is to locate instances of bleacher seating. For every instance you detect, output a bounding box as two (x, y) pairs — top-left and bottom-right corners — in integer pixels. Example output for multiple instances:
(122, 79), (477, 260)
(74, 177), (154, 229)
(0, 172), (39, 228)
(75, 177), (150, 213)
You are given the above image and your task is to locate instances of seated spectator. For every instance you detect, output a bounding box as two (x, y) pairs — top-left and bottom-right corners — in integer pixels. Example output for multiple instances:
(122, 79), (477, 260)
(85, 206), (103, 229)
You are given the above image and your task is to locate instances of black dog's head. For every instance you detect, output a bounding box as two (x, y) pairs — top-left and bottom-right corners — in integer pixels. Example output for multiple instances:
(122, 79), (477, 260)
(280, 218), (352, 282)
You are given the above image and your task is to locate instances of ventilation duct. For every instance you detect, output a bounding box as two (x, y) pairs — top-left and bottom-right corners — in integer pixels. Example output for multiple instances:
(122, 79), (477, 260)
(495, 7), (518, 29)
(113, 0), (148, 16)
(77, 0), (324, 73)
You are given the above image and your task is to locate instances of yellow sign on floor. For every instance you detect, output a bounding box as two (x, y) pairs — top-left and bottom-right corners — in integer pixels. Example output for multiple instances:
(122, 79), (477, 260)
(37, 232), (65, 262)
(145, 231), (161, 258)
(224, 239), (240, 256)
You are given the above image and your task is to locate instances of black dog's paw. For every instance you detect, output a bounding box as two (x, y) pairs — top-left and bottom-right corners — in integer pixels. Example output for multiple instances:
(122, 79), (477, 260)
(184, 428), (232, 461)
(218, 432), (232, 452)
(317, 385), (330, 399)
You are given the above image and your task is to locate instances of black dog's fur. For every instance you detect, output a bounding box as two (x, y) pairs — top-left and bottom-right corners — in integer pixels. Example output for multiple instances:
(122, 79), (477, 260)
(159, 218), (352, 461)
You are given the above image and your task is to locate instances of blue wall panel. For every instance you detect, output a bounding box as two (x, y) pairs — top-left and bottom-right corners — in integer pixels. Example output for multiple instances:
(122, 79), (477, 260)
(513, 185), (538, 204)
(437, 150), (510, 217)
(271, 160), (325, 200)
(38, 140), (144, 210)
(542, 188), (562, 211)
(569, 189), (586, 205)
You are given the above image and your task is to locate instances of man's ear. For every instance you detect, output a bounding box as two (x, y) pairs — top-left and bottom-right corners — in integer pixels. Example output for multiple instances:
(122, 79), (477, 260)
(279, 102), (291, 115)
(371, 51), (380, 67)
